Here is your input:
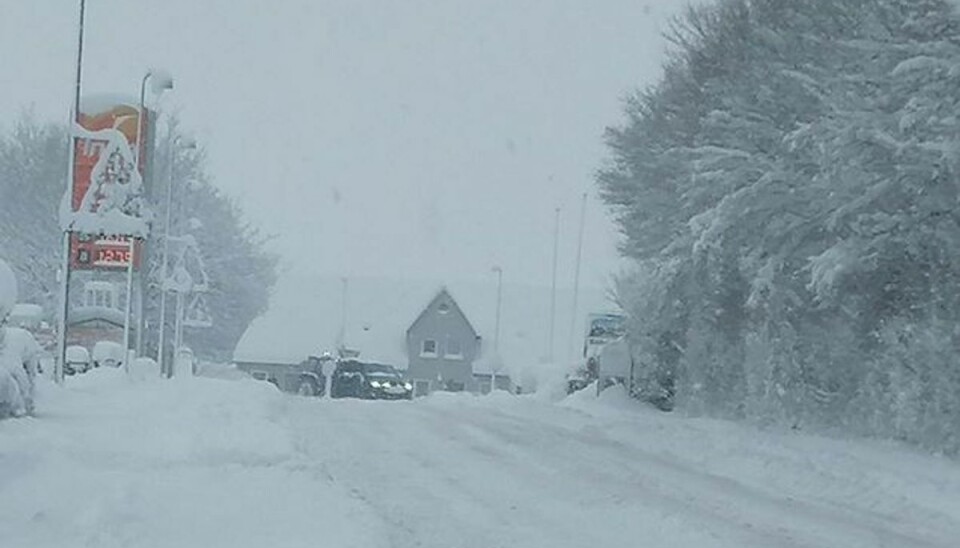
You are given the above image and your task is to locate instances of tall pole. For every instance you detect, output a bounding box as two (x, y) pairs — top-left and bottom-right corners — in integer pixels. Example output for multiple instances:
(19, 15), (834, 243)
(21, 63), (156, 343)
(492, 266), (502, 392)
(134, 72), (152, 170)
(134, 71), (171, 358)
(122, 237), (136, 369)
(120, 73), (152, 366)
(548, 207), (559, 363)
(566, 193), (587, 364)
(337, 277), (348, 352)
(493, 267), (502, 353)
(157, 133), (175, 375)
(55, 0), (86, 384)
(131, 73), (151, 360)
(174, 292), (184, 365)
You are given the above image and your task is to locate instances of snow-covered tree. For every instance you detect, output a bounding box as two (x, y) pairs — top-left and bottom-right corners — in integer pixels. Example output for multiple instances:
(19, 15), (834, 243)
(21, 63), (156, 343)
(599, 0), (960, 452)
(0, 114), (277, 363)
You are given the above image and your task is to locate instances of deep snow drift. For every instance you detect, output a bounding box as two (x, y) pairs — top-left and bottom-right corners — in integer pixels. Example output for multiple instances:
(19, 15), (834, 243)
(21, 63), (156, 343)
(2, 369), (960, 547)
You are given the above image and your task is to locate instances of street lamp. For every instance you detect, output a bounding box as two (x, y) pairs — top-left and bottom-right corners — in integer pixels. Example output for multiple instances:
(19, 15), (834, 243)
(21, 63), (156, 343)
(134, 69), (173, 169)
(123, 70), (174, 367)
(491, 265), (503, 392)
(157, 135), (196, 376)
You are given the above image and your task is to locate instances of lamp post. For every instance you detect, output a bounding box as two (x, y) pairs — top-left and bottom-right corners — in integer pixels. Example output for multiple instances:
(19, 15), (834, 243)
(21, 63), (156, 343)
(134, 70), (173, 169)
(491, 265), (503, 392)
(121, 70), (172, 365)
(55, 0), (86, 384)
(157, 135), (196, 376)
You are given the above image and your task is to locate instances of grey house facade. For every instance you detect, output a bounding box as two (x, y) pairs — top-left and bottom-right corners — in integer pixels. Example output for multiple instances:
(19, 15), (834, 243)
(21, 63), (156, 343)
(406, 289), (481, 396)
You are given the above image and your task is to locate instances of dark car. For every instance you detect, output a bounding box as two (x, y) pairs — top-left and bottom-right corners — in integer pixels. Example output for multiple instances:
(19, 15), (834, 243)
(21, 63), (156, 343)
(330, 360), (412, 400)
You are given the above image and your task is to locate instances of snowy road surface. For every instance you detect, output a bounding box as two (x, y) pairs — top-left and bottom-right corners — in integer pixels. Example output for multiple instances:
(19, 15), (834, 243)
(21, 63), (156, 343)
(3, 370), (960, 548)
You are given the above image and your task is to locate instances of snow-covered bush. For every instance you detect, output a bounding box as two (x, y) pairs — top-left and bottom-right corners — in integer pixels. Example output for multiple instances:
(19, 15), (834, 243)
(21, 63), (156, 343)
(0, 259), (40, 418)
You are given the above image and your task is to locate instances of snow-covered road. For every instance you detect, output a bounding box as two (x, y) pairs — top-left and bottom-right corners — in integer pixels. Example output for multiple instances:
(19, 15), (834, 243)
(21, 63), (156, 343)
(3, 369), (960, 548)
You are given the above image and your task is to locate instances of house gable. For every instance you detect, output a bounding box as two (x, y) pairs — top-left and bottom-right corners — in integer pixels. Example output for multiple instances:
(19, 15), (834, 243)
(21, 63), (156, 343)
(405, 288), (482, 391)
(406, 288), (478, 341)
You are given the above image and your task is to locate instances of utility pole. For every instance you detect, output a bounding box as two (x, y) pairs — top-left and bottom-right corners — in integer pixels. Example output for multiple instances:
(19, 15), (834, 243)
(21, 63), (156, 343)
(55, 0), (86, 384)
(493, 266), (502, 353)
(491, 265), (503, 392)
(337, 277), (348, 352)
(548, 207), (559, 363)
(566, 193), (587, 364)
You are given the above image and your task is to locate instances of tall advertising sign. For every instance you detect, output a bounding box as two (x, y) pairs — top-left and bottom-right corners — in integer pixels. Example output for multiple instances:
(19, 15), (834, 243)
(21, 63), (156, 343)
(62, 97), (152, 270)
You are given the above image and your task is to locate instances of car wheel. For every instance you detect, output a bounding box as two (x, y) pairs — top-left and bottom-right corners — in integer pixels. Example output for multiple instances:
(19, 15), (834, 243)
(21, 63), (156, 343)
(297, 380), (316, 397)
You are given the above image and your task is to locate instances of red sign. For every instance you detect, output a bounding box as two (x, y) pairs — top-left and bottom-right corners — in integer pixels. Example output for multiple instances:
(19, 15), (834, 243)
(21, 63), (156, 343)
(69, 100), (149, 271)
(70, 233), (143, 271)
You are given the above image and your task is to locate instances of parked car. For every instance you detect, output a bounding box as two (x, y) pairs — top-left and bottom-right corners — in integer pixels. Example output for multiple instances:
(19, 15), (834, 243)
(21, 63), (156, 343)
(92, 341), (125, 368)
(330, 360), (412, 400)
(65, 345), (91, 375)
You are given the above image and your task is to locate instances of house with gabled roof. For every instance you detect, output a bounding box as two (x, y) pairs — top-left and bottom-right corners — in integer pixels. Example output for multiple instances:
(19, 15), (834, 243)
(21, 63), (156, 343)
(405, 288), (481, 396)
(236, 274), (613, 394)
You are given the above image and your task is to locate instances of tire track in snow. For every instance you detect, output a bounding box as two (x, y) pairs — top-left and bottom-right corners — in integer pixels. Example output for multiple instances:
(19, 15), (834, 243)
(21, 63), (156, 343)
(452, 401), (960, 548)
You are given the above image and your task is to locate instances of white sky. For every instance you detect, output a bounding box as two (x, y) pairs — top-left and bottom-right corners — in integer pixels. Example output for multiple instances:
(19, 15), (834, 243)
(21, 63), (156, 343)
(0, 0), (687, 290)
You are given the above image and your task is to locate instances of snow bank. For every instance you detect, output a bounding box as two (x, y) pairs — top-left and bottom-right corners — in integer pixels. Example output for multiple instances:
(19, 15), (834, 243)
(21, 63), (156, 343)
(512, 360), (571, 400)
(0, 369), (386, 548)
(6, 359), (960, 547)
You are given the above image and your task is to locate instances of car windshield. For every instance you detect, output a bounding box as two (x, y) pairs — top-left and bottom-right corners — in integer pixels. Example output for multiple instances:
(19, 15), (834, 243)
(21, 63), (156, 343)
(362, 365), (400, 379)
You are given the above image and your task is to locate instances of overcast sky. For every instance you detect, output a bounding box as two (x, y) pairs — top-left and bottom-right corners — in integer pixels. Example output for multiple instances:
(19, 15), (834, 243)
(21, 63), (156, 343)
(1, 0), (687, 291)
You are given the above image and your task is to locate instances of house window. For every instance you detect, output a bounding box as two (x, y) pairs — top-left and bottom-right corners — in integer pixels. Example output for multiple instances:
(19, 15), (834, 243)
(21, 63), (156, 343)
(445, 338), (463, 359)
(251, 370), (268, 381)
(421, 339), (438, 357)
(438, 302), (450, 314)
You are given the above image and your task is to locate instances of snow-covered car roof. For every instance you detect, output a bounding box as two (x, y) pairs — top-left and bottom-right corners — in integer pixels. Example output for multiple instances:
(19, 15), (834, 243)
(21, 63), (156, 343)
(66, 345), (90, 362)
(92, 341), (125, 361)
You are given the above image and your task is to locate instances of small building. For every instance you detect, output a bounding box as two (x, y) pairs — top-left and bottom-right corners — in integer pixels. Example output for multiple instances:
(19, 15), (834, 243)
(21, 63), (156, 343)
(472, 354), (514, 394)
(405, 288), (481, 396)
(68, 281), (127, 349)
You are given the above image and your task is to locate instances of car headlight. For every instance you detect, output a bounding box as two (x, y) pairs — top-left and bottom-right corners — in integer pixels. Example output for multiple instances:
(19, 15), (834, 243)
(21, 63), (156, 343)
(404, 382), (413, 390)
(370, 381), (381, 388)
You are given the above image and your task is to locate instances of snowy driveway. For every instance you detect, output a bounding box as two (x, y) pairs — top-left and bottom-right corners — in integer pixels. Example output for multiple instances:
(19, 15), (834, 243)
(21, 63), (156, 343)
(3, 370), (960, 548)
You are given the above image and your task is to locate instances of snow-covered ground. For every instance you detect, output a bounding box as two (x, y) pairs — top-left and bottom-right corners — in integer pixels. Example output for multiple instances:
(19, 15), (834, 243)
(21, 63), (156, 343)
(3, 369), (960, 548)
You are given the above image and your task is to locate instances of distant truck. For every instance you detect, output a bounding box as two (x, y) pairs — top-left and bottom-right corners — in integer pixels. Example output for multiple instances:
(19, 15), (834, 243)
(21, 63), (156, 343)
(234, 354), (333, 397)
(567, 312), (627, 394)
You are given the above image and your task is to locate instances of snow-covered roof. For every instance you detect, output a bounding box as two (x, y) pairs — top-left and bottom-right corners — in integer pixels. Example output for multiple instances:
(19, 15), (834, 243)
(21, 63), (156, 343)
(10, 303), (42, 320)
(235, 274), (615, 381)
(70, 306), (126, 328)
(85, 281), (117, 292)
